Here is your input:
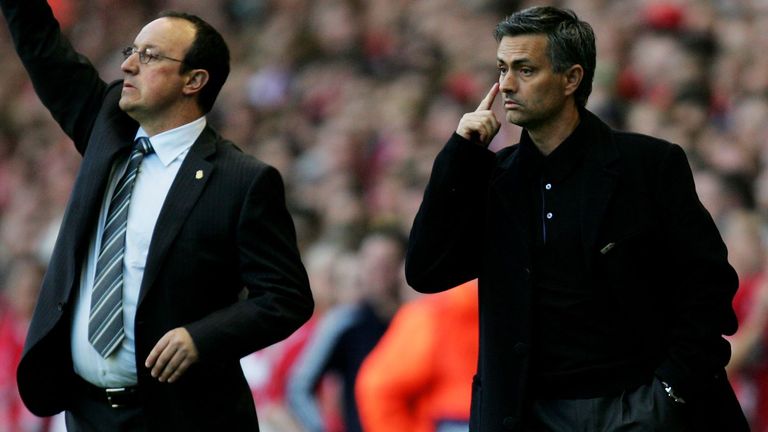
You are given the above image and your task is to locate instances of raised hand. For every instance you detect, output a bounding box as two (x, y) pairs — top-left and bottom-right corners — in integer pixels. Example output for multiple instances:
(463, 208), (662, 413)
(456, 83), (501, 147)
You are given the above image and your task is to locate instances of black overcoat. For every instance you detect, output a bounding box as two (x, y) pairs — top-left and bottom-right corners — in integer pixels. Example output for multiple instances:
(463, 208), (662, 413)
(406, 109), (748, 431)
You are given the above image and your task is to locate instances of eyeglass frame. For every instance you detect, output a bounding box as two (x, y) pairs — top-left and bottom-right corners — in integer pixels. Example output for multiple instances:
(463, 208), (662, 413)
(121, 46), (185, 65)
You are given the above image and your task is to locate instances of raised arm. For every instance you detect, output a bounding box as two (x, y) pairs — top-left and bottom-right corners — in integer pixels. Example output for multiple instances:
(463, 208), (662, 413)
(405, 85), (500, 293)
(0, 0), (108, 152)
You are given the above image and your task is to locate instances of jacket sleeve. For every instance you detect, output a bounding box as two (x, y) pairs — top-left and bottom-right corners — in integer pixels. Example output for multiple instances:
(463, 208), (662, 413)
(405, 133), (496, 293)
(653, 144), (739, 397)
(185, 166), (314, 360)
(0, 0), (107, 153)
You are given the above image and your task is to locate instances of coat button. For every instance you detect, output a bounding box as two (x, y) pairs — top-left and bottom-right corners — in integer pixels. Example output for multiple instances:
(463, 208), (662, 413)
(57, 302), (65, 311)
(502, 416), (518, 430)
(512, 342), (528, 356)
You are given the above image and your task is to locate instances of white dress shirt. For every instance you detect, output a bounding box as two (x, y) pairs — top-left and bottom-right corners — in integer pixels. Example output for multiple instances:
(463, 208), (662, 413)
(71, 116), (206, 387)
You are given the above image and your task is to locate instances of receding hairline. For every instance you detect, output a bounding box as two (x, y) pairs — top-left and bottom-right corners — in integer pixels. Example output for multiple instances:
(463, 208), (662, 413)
(132, 17), (197, 58)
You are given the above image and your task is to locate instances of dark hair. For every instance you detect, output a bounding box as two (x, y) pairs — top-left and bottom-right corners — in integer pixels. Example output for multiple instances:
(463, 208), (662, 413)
(494, 6), (596, 107)
(158, 11), (230, 113)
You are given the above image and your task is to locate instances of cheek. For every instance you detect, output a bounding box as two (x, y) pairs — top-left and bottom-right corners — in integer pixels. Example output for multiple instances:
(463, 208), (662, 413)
(531, 82), (563, 107)
(143, 69), (179, 92)
(143, 73), (165, 92)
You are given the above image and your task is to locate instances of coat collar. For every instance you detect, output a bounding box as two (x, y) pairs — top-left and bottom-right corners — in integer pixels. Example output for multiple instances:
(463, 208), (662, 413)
(577, 109), (620, 268)
(489, 109), (620, 266)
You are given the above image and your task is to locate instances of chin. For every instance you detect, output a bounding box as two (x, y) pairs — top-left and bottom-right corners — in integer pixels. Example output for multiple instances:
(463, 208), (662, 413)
(505, 111), (528, 127)
(118, 98), (138, 115)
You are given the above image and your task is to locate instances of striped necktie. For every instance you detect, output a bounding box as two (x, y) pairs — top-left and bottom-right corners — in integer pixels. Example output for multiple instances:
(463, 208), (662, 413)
(88, 136), (153, 358)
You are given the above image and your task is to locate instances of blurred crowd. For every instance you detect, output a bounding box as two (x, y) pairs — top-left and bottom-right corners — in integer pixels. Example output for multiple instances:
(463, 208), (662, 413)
(2, 0), (768, 430)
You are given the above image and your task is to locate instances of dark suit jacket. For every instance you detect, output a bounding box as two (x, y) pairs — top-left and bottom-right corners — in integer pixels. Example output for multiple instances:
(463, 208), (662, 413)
(4, 0), (313, 430)
(406, 109), (748, 431)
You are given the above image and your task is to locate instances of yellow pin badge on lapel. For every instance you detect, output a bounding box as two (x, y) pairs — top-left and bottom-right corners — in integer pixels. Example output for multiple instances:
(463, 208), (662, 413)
(195, 170), (204, 180)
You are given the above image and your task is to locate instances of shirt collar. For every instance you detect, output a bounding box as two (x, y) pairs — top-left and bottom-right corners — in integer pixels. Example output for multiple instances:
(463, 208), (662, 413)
(517, 117), (588, 183)
(134, 116), (207, 167)
(518, 130), (545, 180)
(542, 118), (588, 183)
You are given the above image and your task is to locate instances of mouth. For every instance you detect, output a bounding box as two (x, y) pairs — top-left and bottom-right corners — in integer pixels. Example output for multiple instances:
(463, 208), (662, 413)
(504, 99), (521, 109)
(122, 82), (136, 91)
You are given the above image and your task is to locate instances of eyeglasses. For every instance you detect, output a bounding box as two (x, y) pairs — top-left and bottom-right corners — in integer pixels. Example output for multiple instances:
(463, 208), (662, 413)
(121, 46), (184, 65)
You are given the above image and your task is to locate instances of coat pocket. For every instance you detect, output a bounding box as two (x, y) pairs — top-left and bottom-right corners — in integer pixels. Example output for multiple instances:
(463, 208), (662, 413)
(599, 225), (650, 256)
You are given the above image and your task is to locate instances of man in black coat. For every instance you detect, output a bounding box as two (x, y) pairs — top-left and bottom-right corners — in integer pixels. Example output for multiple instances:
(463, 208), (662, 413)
(2, 0), (313, 430)
(406, 6), (748, 431)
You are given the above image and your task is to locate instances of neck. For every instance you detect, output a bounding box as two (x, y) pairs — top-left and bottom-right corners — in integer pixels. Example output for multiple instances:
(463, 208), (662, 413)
(527, 104), (581, 156)
(133, 102), (204, 137)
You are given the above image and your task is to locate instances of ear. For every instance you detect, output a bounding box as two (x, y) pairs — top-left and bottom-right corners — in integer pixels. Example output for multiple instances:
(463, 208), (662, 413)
(563, 64), (584, 97)
(182, 69), (209, 97)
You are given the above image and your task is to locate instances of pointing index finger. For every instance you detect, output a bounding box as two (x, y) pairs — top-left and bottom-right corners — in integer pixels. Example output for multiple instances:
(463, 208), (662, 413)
(476, 83), (500, 111)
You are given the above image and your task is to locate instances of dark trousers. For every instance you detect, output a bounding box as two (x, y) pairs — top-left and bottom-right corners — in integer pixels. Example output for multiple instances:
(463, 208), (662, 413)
(66, 377), (147, 432)
(526, 378), (690, 431)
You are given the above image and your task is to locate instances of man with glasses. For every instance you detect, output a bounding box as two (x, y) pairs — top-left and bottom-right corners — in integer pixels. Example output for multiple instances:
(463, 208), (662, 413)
(1, 1), (313, 430)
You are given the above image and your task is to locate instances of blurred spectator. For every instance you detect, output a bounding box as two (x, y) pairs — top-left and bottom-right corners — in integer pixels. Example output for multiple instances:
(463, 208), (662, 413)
(694, 168), (751, 228)
(1, 0), (768, 428)
(287, 228), (405, 432)
(723, 210), (768, 431)
(728, 271), (768, 432)
(0, 256), (46, 431)
(241, 241), (344, 432)
(356, 279), (478, 432)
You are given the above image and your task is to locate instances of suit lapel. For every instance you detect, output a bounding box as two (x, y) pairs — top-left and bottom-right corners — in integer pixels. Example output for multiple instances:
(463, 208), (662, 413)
(138, 127), (216, 306)
(489, 147), (533, 253)
(69, 113), (137, 266)
(579, 112), (620, 270)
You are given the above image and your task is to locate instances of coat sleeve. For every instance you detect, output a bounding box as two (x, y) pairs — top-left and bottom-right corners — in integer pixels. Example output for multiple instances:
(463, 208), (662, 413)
(0, 0), (107, 153)
(652, 144), (739, 397)
(185, 166), (314, 360)
(405, 133), (496, 293)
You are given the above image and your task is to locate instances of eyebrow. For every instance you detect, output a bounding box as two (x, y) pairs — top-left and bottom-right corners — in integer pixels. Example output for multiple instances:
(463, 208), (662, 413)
(497, 57), (534, 66)
(132, 43), (160, 50)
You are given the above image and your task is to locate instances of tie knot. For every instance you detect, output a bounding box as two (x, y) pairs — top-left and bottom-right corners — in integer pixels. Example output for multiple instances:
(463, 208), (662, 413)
(134, 137), (154, 155)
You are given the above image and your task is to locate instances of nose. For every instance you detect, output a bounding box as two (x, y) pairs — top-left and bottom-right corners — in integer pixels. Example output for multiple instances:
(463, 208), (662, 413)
(121, 52), (139, 75)
(499, 71), (517, 93)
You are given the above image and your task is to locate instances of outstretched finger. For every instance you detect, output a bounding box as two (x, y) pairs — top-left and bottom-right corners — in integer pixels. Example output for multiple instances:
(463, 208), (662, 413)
(476, 83), (500, 111)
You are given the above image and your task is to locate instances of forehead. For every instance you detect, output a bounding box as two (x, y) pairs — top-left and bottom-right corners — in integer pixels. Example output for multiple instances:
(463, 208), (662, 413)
(497, 34), (550, 64)
(133, 17), (196, 52)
